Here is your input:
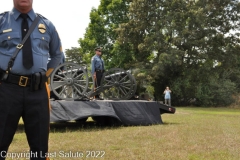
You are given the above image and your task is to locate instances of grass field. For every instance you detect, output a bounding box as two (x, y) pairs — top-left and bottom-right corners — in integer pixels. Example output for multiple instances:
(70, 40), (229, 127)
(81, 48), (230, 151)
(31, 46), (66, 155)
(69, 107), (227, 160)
(5, 107), (240, 160)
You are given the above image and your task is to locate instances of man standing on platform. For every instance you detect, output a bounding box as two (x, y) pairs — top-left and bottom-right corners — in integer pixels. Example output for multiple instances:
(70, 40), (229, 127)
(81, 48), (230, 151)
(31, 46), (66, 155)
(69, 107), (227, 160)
(91, 47), (104, 100)
(0, 0), (62, 159)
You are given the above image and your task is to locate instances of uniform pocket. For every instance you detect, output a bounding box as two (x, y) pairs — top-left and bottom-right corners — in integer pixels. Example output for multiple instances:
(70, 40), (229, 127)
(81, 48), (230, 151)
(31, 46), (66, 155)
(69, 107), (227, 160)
(32, 33), (50, 56)
(0, 32), (21, 55)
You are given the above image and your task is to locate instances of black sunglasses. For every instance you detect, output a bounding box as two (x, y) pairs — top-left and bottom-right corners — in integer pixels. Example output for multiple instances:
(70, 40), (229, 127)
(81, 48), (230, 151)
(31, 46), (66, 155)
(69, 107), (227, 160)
(97, 50), (102, 52)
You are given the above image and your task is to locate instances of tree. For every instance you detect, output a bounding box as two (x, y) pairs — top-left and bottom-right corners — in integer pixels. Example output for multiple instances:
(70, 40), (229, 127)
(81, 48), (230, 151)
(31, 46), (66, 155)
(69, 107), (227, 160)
(65, 47), (86, 65)
(117, 0), (240, 106)
(78, 0), (133, 70)
(77, 0), (240, 106)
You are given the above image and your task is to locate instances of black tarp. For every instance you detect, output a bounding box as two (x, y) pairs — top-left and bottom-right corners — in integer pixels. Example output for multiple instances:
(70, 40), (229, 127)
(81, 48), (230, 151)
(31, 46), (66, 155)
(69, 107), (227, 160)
(50, 100), (165, 126)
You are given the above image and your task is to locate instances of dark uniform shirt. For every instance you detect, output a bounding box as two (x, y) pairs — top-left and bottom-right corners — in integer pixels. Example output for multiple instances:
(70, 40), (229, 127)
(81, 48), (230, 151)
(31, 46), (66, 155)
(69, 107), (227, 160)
(91, 54), (104, 74)
(0, 8), (62, 75)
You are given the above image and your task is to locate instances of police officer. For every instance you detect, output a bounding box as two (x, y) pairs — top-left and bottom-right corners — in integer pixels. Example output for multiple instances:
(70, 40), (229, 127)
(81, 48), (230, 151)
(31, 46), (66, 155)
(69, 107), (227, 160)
(91, 47), (104, 100)
(0, 0), (62, 160)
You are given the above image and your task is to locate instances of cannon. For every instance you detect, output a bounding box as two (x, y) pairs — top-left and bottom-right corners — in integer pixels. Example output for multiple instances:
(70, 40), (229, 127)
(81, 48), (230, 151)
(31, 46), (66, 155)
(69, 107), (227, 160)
(50, 62), (137, 101)
(49, 62), (175, 126)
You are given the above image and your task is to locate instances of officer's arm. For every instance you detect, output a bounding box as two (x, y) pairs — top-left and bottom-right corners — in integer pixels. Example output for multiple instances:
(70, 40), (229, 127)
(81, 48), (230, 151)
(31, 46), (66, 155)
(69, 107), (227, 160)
(91, 58), (96, 76)
(47, 22), (62, 75)
(102, 59), (105, 70)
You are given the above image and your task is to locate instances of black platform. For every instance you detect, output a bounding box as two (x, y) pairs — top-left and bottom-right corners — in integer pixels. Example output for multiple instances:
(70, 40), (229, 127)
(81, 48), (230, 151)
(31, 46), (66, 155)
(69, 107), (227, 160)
(50, 100), (175, 126)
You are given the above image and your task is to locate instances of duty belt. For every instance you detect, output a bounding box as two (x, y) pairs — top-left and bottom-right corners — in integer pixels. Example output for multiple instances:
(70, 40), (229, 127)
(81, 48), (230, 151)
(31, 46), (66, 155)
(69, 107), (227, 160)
(95, 69), (104, 72)
(0, 72), (31, 87)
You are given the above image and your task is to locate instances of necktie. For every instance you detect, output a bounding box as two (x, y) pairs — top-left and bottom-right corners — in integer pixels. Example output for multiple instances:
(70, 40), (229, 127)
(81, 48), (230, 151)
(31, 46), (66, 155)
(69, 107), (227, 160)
(20, 13), (33, 69)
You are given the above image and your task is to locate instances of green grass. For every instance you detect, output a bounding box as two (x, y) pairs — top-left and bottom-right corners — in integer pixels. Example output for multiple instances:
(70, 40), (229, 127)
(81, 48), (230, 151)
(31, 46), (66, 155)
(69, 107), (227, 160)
(6, 107), (240, 160)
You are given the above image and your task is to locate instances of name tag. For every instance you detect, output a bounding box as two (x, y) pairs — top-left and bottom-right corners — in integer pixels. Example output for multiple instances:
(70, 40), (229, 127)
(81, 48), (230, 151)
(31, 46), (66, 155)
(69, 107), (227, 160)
(2, 29), (12, 33)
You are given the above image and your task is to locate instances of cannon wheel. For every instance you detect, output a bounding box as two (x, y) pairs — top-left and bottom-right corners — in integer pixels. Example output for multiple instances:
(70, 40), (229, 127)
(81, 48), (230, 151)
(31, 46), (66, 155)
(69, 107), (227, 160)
(100, 68), (136, 100)
(50, 62), (89, 100)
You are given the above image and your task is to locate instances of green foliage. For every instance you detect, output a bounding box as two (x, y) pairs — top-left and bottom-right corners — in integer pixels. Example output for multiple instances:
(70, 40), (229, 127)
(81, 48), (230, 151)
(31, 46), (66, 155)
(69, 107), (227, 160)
(65, 47), (88, 66)
(117, 0), (240, 106)
(78, 0), (132, 70)
(171, 67), (237, 106)
(72, 0), (240, 106)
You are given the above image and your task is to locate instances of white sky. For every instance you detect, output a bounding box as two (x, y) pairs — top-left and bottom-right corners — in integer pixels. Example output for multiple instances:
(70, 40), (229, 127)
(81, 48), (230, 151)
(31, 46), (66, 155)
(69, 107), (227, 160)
(0, 0), (101, 52)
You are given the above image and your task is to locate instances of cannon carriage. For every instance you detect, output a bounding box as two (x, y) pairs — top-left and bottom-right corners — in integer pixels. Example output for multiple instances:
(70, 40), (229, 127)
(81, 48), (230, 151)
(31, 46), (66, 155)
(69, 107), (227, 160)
(48, 62), (175, 126)
(50, 62), (137, 101)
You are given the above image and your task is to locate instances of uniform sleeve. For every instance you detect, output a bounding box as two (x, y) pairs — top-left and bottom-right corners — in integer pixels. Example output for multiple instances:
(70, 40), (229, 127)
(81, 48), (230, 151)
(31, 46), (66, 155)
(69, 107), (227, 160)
(102, 59), (105, 70)
(47, 22), (62, 69)
(62, 53), (65, 63)
(91, 57), (95, 74)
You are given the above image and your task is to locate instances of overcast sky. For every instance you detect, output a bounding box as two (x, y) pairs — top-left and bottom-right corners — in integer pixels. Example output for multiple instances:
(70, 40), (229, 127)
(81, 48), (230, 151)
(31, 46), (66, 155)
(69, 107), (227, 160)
(0, 0), (100, 52)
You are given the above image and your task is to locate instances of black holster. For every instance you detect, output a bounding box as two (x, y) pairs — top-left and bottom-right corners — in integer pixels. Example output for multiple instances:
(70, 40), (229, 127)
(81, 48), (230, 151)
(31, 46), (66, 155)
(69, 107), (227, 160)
(31, 71), (47, 91)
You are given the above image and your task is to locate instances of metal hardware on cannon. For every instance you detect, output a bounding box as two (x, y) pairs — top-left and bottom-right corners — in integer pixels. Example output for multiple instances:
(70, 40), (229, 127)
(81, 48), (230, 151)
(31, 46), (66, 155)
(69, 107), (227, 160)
(49, 62), (137, 101)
